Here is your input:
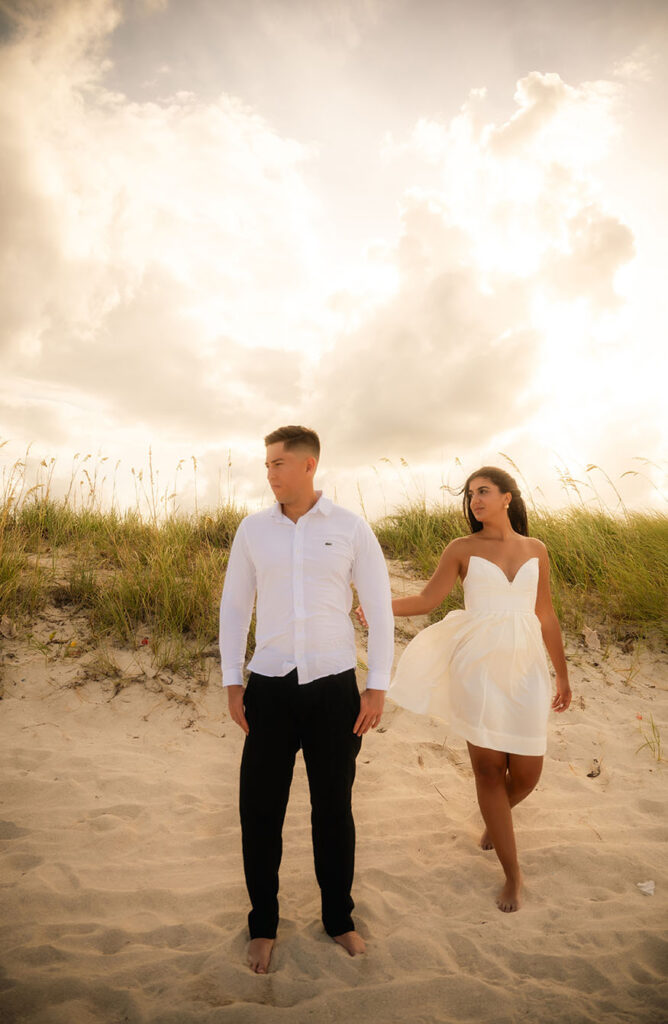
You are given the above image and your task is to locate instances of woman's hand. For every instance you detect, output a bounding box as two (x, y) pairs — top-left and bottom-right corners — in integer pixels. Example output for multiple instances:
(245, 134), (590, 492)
(355, 604), (368, 628)
(551, 675), (572, 712)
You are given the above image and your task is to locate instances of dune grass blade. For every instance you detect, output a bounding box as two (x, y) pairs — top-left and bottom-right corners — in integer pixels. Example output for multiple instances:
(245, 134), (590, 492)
(636, 715), (663, 763)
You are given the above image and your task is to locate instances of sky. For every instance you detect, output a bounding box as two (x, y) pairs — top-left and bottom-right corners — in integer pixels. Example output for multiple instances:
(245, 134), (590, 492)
(0, 0), (666, 518)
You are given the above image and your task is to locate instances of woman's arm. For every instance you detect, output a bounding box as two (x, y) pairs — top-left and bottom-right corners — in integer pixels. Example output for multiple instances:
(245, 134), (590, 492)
(392, 541), (464, 617)
(534, 545), (572, 712)
(355, 540), (464, 627)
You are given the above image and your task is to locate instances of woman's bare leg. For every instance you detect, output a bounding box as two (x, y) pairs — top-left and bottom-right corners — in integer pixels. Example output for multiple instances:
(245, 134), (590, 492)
(467, 742), (528, 912)
(480, 753), (544, 849)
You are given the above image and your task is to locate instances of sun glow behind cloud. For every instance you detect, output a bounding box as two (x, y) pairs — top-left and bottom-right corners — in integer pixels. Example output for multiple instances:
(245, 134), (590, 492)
(317, 70), (663, 508)
(0, 0), (664, 515)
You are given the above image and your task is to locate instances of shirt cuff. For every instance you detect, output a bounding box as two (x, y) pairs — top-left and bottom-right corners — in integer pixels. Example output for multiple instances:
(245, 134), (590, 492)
(222, 668), (245, 687)
(365, 670), (390, 691)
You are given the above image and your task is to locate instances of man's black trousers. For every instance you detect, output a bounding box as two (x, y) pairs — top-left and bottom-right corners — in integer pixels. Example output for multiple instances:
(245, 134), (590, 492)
(239, 667), (362, 939)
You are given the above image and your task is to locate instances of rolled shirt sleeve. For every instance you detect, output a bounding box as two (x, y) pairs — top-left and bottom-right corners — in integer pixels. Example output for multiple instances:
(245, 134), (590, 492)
(219, 521), (256, 686)
(351, 520), (395, 690)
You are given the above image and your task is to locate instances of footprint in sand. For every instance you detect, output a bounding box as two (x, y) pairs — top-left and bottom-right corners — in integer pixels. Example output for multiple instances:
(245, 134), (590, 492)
(0, 820), (30, 839)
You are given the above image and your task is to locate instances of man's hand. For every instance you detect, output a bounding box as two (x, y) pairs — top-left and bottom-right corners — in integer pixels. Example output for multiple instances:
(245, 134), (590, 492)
(353, 688), (385, 736)
(227, 684), (249, 734)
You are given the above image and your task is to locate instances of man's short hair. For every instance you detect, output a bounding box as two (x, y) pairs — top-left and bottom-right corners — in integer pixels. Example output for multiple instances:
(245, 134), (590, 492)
(264, 425), (320, 460)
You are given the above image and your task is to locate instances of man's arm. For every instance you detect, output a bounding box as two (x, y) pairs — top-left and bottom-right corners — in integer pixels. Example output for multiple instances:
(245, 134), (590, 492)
(351, 519), (394, 735)
(219, 521), (256, 733)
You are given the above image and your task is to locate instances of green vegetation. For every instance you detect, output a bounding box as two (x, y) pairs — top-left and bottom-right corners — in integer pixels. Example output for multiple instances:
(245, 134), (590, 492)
(0, 479), (243, 666)
(1, 449), (666, 661)
(636, 713), (664, 763)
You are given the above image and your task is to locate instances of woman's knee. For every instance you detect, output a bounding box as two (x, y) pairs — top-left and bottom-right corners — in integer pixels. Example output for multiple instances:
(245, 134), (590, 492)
(471, 756), (507, 788)
(508, 755), (543, 794)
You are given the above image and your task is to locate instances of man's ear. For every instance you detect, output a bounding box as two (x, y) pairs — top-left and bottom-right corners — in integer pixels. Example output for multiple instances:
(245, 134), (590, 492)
(305, 456), (317, 475)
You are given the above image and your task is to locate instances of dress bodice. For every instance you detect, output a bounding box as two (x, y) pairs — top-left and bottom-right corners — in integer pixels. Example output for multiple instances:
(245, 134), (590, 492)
(463, 556), (539, 614)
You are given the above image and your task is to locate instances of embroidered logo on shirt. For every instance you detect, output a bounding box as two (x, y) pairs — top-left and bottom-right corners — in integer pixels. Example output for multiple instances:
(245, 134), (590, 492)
(325, 541), (333, 545)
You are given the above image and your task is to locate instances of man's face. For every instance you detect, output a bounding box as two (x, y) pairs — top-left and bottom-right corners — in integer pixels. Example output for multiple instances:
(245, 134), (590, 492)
(265, 441), (315, 503)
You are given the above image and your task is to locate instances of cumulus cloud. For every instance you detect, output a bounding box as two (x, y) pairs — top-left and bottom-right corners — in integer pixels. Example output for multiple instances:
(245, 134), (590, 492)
(487, 72), (620, 164)
(613, 45), (655, 83)
(0, 0), (319, 448)
(546, 206), (635, 307)
(310, 72), (640, 470)
(0, 2), (661, 513)
(311, 196), (540, 464)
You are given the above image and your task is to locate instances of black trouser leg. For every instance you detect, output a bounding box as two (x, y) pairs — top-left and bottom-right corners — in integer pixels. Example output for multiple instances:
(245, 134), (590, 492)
(299, 669), (362, 937)
(239, 671), (300, 939)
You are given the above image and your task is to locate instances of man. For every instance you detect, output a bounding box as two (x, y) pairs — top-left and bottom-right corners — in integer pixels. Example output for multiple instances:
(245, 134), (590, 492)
(219, 425), (394, 974)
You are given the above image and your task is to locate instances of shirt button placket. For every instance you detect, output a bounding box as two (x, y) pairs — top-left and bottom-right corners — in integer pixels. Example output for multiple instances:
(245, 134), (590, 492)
(293, 516), (306, 683)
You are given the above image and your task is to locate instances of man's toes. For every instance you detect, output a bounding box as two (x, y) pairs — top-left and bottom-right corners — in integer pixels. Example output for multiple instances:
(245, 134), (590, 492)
(248, 939), (274, 973)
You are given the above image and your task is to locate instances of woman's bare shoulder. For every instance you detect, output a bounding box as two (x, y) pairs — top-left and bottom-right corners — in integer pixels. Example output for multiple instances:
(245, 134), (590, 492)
(449, 535), (477, 549)
(444, 536), (476, 557)
(440, 536), (477, 569)
(523, 537), (548, 563)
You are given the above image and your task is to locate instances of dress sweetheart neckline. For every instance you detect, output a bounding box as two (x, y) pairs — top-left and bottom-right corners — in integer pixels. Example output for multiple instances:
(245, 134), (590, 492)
(466, 554), (539, 585)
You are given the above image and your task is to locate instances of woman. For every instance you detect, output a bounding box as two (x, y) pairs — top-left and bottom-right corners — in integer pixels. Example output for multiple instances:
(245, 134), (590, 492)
(358, 467), (571, 913)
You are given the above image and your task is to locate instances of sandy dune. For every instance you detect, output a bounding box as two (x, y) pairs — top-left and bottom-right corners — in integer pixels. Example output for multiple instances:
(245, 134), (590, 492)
(0, 596), (666, 1024)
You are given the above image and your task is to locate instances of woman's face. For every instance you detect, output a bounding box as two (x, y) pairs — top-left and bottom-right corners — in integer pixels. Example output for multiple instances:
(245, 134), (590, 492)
(467, 476), (511, 523)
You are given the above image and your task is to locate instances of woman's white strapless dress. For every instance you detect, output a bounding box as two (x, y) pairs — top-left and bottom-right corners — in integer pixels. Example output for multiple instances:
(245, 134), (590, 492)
(388, 555), (552, 756)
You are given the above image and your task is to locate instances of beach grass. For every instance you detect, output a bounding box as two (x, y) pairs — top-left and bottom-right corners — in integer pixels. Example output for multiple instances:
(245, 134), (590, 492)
(1, 452), (666, 664)
(376, 501), (667, 636)
(0, 473), (244, 670)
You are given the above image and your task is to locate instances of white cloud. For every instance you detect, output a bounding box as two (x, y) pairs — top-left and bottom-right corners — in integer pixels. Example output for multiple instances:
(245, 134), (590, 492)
(487, 72), (621, 165)
(0, 3), (663, 515)
(310, 193), (541, 465)
(545, 205), (635, 308)
(613, 46), (655, 83)
(307, 73), (649, 484)
(0, 0), (322, 444)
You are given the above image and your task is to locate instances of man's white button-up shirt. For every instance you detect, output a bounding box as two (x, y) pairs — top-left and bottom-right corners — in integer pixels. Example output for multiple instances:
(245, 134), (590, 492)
(219, 493), (394, 689)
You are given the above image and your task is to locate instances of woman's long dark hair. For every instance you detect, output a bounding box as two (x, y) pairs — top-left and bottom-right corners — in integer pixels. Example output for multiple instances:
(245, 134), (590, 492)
(462, 466), (529, 536)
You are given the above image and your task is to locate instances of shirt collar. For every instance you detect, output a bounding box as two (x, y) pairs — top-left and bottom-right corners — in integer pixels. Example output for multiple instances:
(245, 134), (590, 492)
(314, 492), (332, 516)
(270, 490), (332, 521)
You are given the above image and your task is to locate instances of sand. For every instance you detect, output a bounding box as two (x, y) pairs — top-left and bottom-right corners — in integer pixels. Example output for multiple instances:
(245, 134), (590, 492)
(0, 586), (666, 1024)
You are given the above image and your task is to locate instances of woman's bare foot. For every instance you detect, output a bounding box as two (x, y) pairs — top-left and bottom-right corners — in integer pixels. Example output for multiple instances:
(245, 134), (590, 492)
(479, 828), (494, 851)
(248, 938), (274, 973)
(496, 874), (522, 913)
(333, 930), (366, 956)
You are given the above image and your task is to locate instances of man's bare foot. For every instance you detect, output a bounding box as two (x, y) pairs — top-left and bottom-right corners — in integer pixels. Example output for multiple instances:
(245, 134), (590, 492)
(496, 874), (522, 913)
(479, 828), (494, 851)
(333, 930), (366, 956)
(248, 937), (274, 973)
